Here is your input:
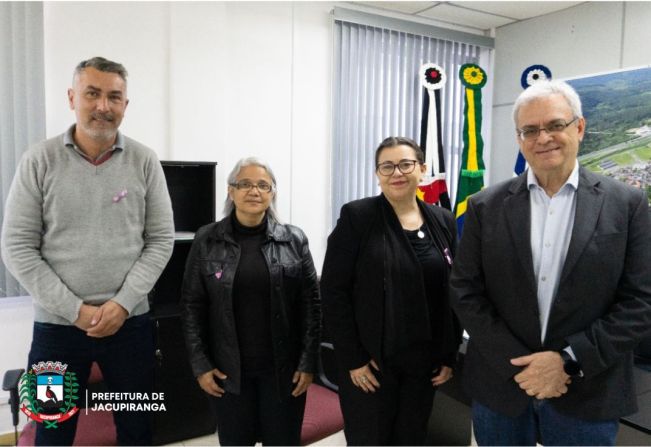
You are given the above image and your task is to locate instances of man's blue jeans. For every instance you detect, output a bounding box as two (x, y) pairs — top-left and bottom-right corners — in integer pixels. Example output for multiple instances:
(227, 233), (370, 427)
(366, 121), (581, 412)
(472, 399), (619, 446)
(27, 314), (154, 446)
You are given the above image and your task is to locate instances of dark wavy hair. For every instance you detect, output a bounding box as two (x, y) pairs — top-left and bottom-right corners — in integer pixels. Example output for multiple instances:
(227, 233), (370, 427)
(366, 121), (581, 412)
(374, 136), (425, 167)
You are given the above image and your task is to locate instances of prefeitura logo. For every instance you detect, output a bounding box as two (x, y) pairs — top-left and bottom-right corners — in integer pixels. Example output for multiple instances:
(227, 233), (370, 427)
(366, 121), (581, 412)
(20, 361), (80, 429)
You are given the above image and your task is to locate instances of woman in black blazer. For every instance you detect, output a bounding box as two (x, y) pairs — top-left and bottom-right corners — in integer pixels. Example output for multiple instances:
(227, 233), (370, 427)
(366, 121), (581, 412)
(321, 136), (461, 445)
(181, 157), (321, 446)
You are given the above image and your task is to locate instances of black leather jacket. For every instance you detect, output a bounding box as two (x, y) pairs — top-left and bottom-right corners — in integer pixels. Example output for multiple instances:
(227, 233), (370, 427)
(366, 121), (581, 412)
(180, 214), (321, 398)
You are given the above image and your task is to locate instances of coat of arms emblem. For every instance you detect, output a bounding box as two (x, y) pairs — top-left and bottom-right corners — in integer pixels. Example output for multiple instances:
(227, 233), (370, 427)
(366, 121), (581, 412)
(20, 361), (79, 429)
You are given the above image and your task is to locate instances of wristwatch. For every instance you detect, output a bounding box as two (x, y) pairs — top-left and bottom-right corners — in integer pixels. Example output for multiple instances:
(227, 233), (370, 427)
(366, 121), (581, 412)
(559, 350), (583, 377)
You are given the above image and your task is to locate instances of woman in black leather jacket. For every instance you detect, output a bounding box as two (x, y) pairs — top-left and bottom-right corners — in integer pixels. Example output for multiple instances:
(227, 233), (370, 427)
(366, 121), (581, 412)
(181, 157), (321, 446)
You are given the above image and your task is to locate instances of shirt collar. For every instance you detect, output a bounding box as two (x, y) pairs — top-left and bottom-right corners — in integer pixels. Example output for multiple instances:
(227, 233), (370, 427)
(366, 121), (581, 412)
(63, 124), (125, 151)
(527, 160), (579, 192)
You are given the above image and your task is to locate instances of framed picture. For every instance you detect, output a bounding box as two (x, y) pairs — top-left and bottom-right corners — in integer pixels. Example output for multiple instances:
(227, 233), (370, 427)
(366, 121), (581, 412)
(565, 66), (651, 202)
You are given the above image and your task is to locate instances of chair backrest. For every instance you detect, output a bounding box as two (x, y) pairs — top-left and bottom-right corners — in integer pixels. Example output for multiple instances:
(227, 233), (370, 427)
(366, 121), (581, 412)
(637, 336), (651, 362)
(300, 383), (344, 445)
(317, 342), (339, 391)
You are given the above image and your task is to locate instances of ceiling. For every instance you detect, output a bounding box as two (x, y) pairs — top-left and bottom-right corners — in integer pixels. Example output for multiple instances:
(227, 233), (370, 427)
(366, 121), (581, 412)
(350, 1), (584, 33)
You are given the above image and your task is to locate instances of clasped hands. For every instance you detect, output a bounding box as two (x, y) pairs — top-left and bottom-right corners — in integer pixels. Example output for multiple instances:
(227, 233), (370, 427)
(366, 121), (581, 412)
(510, 351), (572, 400)
(74, 301), (128, 338)
(349, 359), (453, 393)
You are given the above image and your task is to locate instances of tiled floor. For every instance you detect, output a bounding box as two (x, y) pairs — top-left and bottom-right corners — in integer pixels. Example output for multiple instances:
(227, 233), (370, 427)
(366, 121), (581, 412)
(309, 431), (347, 446)
(174, 428), (470, 446)
(169, 430), (347, 446)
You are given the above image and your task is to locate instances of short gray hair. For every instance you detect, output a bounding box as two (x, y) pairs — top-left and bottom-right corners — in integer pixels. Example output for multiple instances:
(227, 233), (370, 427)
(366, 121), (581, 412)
(224, 157), (281, 223)
(513, 80), (582, 127)
(73, 57), (128, 85)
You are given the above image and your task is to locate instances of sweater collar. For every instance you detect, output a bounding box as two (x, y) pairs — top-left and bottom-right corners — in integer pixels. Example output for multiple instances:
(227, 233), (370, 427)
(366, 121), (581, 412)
(63, 124), (125, 151)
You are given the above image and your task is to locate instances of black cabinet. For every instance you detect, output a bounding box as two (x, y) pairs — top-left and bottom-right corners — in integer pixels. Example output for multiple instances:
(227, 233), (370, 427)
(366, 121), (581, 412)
(163, 162), (216, 234)
(150, 161), (218, 445)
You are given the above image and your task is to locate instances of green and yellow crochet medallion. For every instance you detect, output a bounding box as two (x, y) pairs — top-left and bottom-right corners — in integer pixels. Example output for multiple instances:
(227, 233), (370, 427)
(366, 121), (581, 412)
(454, 63), (488, 235)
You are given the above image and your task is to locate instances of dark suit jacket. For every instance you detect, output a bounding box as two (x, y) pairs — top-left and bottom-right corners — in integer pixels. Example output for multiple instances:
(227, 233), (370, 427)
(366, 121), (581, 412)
(450, 167), (651, 420)
(321, 194), (461, 372)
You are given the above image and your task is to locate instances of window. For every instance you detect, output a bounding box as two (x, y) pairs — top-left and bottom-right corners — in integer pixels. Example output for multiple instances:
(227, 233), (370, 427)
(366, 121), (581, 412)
(0, 2), (46, 298)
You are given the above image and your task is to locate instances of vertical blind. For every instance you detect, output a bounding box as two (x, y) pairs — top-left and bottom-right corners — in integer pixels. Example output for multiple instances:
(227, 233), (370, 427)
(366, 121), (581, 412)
(332, 18), (489, 225)
(0, 2), (46, 298)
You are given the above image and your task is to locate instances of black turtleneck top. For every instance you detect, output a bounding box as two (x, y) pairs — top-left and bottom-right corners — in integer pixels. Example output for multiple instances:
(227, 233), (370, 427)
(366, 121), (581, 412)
(231, 213), (274, 374)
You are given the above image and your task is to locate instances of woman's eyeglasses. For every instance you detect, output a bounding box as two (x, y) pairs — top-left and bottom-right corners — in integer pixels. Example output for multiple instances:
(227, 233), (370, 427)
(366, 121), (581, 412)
(230, 181), (273, 193)
(376, 159), (420, 176)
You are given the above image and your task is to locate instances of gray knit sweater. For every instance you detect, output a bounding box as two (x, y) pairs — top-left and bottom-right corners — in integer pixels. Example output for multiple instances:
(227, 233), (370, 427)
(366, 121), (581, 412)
(1, 127), (174, 325)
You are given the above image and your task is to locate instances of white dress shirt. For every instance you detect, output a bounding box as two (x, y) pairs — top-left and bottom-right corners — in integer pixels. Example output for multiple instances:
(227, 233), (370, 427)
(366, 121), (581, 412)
(527, 161), (579, 344)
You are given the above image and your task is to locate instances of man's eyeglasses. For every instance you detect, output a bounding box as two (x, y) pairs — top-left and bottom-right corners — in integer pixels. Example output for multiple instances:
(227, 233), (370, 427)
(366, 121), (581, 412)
(230, 180), (273, 193)
(376, 159), (420, 176)
(517, 117), (579, 141)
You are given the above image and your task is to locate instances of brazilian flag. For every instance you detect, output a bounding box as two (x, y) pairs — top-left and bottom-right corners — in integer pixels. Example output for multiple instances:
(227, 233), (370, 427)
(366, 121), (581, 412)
(454, 63), (487, 236)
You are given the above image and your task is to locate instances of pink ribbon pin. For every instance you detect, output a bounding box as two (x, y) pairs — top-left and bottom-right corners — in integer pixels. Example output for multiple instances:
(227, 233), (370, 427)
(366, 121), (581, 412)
(112, 189), (128, 203)
(215, 271), (223, 279)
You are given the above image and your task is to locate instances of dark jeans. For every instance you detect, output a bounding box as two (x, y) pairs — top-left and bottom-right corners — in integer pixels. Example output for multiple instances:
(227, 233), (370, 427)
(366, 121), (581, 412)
(211, 371), (306, 446)
(336, 343), (437, 446)
(27, 314), (154, 446)
(472, 399), (619, 446)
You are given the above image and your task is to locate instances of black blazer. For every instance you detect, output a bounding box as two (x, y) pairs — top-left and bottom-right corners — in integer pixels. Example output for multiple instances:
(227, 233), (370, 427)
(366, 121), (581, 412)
(450, 167), (651, 420)
(180, 215), (321, 399)
(321, 194), (461, 372)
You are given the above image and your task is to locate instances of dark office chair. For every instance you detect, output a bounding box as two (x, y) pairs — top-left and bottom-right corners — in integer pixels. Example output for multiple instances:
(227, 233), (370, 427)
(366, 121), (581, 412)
(2, 368), (24, 445)
(299, 342), (344, 445)
(316, 342), (338, 391)
(636, 336), (651, 371)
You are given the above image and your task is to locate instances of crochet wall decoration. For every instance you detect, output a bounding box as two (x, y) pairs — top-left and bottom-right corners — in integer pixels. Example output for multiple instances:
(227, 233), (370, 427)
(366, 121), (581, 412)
(513, 65), (553, 176)
(417, 63), (451, 209)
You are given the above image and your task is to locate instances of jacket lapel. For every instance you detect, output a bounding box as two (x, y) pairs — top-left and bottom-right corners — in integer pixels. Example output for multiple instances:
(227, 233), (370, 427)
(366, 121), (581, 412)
(504, 174), (537, 293)
(559, 168), (604, 285)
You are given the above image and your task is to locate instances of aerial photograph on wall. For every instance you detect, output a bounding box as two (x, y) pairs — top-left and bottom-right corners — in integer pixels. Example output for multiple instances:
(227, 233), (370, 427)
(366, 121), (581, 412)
(567, 66), (651, 202)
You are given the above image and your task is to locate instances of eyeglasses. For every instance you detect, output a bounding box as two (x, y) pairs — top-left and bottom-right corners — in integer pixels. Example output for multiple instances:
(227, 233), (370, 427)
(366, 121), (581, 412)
(230, 180), (273, 193)
(376, 159), (420, 176)
(517, 117), (579, 141)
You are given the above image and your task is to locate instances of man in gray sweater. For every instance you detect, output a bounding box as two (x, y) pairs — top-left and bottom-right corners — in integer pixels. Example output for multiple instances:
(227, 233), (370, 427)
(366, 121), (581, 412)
(1, 57), (174, 445)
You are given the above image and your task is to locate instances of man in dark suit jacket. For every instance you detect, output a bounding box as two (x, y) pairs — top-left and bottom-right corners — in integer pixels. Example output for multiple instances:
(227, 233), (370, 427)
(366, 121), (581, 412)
(450, 80), (651, 446)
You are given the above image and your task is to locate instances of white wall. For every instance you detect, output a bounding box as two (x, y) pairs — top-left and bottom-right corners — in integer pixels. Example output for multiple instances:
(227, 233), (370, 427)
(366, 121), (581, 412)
(44, 2), (171, 157)
(42, 1), (332, 265)
(489, 1), (651, 185)
(0, 298), (33, 433)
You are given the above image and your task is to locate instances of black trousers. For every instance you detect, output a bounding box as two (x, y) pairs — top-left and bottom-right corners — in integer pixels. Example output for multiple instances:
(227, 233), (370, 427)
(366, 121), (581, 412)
(27, 315), (154, 446)
(212, 371), (306, 446)
(337, 343), (437, 446)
